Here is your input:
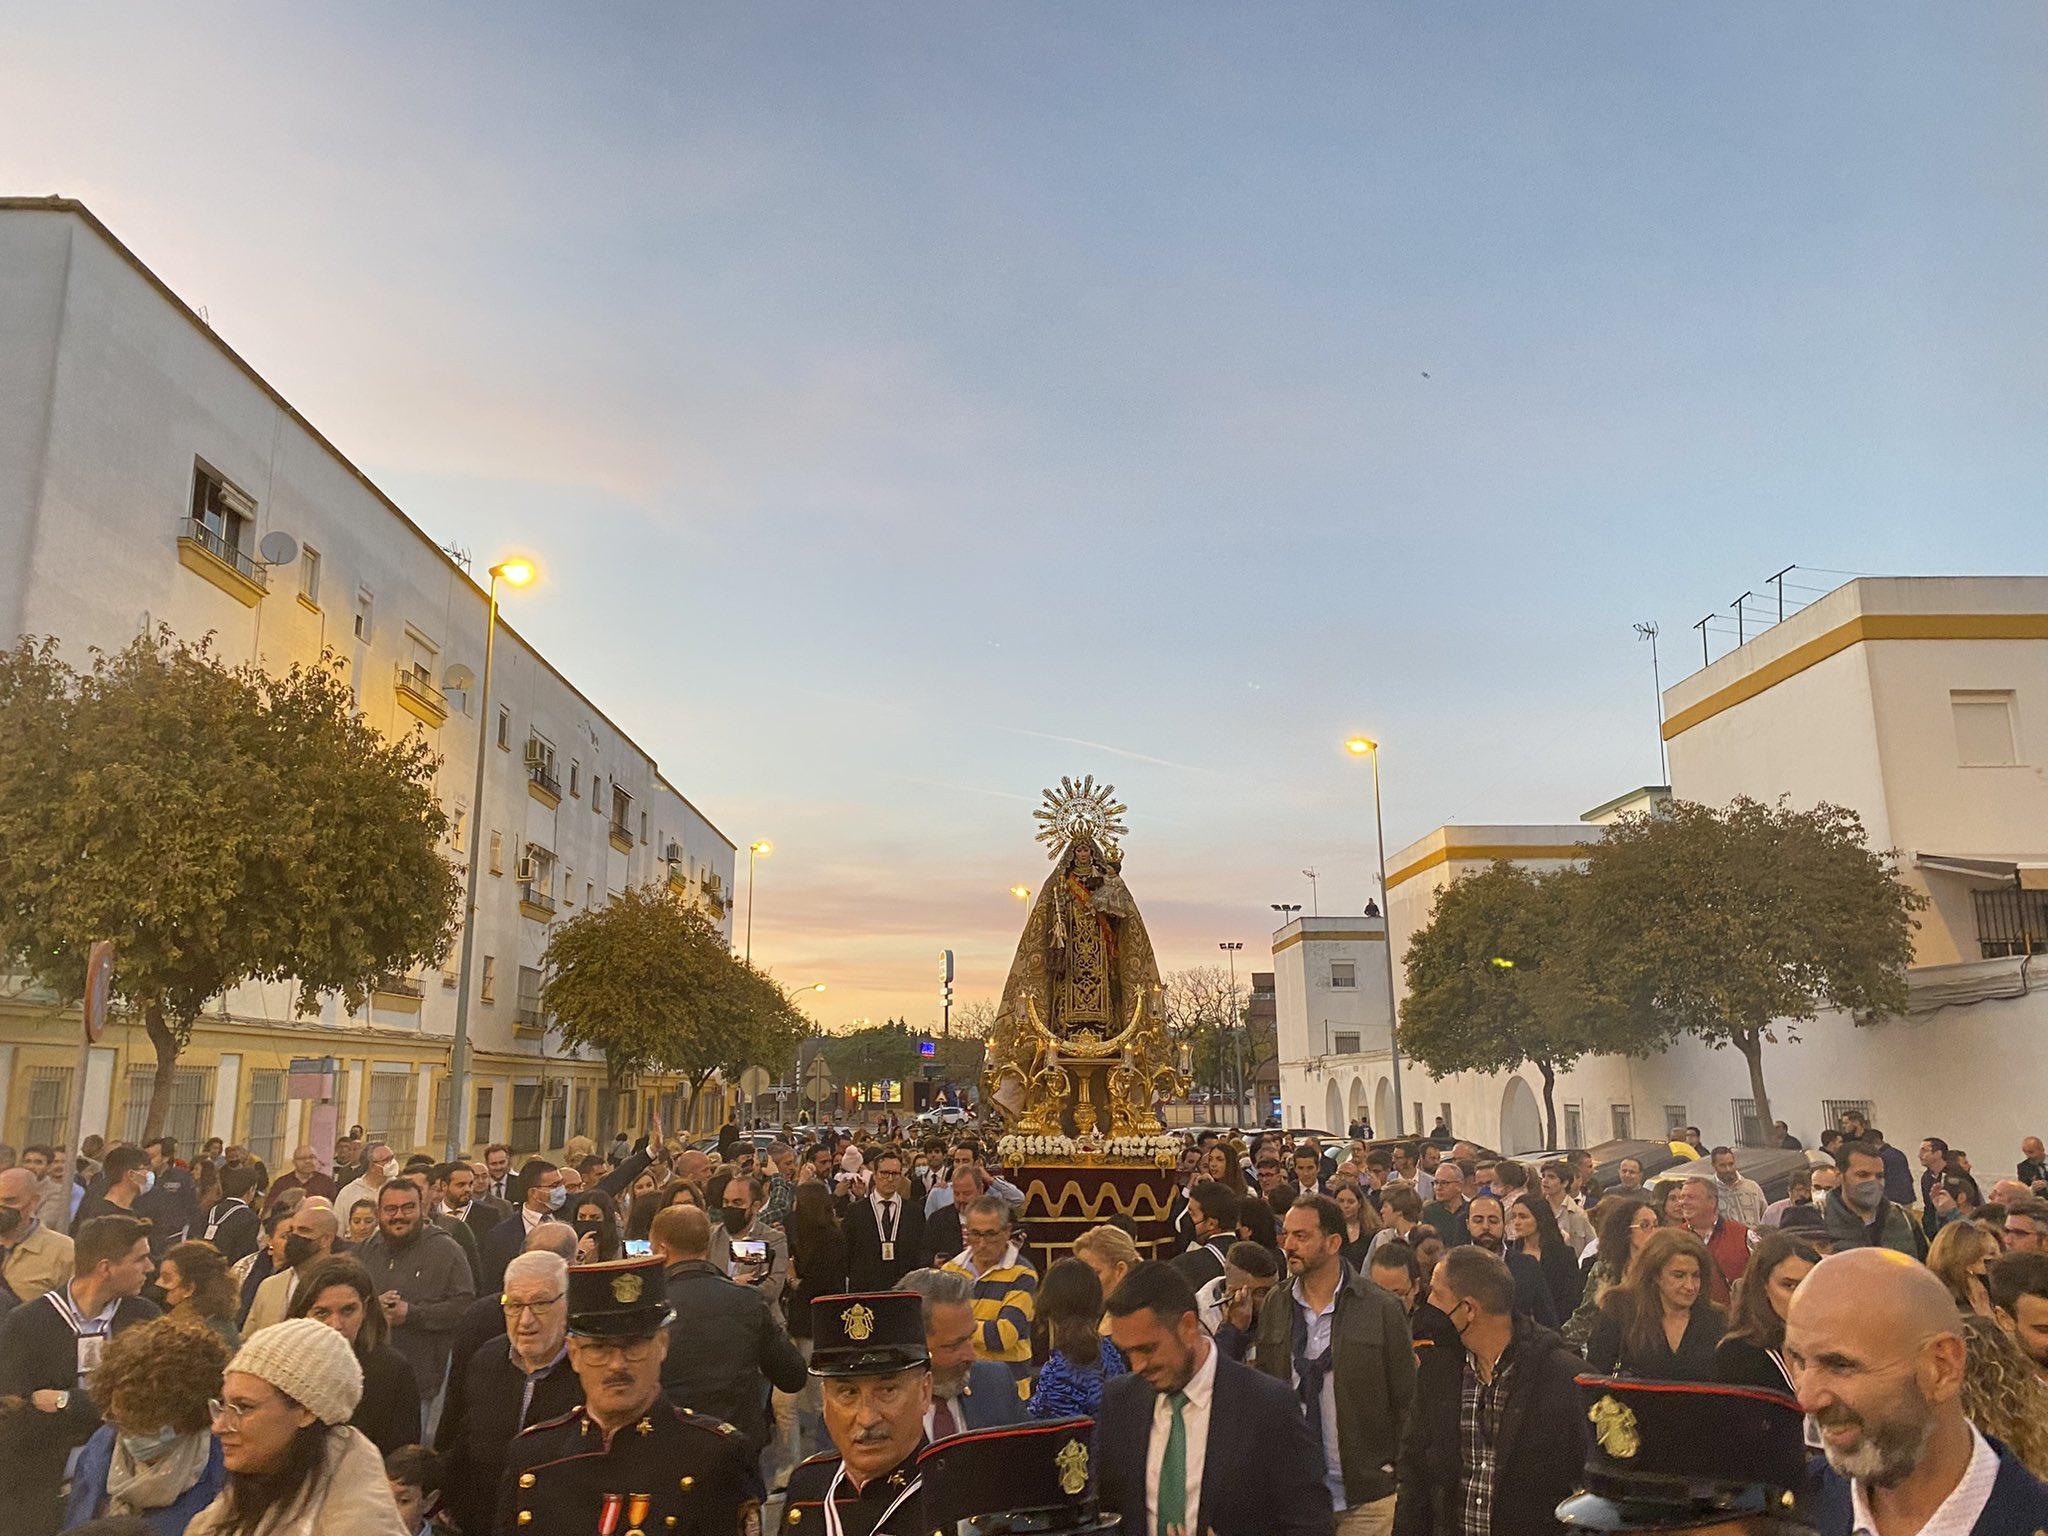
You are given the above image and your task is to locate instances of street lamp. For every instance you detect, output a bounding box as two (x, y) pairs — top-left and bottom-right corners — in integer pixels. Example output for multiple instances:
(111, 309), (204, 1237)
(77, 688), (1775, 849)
(1010, 884), (1032, 901)
(1218, 941), (1247, 1125)
(445, 555), (537, 1159)
(1345, 735), (1405, 1136)
(745, 840), (773, 963)
(1270, 902), (1302, 922)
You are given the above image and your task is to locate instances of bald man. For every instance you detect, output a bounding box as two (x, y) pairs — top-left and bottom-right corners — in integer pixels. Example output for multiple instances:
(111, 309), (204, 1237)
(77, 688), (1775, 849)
(1787, 1247), (2048, 1534)
(244, 1204), (339, 1332)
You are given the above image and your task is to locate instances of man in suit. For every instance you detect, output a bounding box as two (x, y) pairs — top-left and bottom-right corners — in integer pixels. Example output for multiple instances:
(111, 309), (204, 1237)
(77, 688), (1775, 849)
(1171, 1180), (1241, 1291)
(845, 1149), (927, 1292)
(899, 1267), (1027, 1440)
(921, 1164), (984, 1271)
(245, 1203), (338, 1334)
(1096, 1261), (1332, 1536)
(481, 1142), (515, 1205)
(1793, 1246), (2048, 1535)
(437, 1160), (510, 1248)
(478, 1159), (566, 1294)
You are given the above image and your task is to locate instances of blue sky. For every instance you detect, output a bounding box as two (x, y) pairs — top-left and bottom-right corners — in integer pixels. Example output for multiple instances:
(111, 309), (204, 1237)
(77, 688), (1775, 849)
(6, 5), (2045, 1028)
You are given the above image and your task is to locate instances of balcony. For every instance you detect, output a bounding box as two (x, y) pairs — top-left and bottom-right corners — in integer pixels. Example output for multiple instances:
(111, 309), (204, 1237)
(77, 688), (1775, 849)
(514, 1003), (546, 1039)
(526, 757), (561, 808)
(175, 517), (267, 607)
(373, 972), (423, 998)
(608, 819), (634, 854)
(393, 664), (448, 728)
(519, 883), (557, 923)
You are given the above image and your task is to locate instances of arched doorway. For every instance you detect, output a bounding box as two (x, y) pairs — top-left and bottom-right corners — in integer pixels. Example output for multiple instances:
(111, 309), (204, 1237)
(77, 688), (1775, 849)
(1499, 1076), (1544, 1154)
(1374, 1078), (1395, 1137)
(1324, 1079), (1345, 1132)
(1348, 1077), (1368, 1132)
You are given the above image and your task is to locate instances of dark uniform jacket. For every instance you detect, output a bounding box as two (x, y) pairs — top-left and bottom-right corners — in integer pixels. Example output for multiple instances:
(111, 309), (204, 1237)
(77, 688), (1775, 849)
(495, 1397), (752, 1536)
(439, 1335), (580, 1536)
(781, 1443), (929, 1536)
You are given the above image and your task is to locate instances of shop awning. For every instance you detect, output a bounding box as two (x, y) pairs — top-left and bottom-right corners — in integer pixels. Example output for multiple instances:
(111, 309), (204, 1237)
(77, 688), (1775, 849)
(1915, 854), (2048, 890)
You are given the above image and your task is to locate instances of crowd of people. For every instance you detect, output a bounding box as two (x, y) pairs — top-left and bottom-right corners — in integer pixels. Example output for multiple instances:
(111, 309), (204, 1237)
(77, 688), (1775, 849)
(0, 1107), (2044, 1534)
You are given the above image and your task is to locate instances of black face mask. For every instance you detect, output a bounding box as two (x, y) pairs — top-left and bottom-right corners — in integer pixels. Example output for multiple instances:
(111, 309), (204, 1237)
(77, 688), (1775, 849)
(721, 1205), (750, 1234)
(0, 1206), (22, 1237)
(282, 1233), (318, 1268)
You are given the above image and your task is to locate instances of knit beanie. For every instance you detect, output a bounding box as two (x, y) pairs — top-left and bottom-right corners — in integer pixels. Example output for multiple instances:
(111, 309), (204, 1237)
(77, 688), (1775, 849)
(224, 1317), (364, 1426)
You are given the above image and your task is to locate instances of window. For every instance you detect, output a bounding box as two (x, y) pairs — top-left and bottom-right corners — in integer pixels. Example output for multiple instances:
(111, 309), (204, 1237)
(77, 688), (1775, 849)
(547, 1088), (569, 1148)
(489, 830), (503, 876)
(448, 805), (466, 852)
(24, 1066), (72, 1147)
(585, 881), (595, 909)
(430, 1075), (451, 1151)
(1610, 1103), (1634, 1140)
(1952, 690), (2018, 766)
(481, 955), (497, 1004)
(245, 1069), (286, 1165)
(640, 810), (649, 844)
(364, 1070), (418, 1152)
(525, 734), (559, 797)
(569, 759), (580, 798)
(561, 865), (574, 905)
(611, 785), (632, 834)
(516, 965), (544, 1028)
(1331, 1031), (1361, 1055)
(121, 1066), (214, 1149)
(1329, 961), (1357, 989)
(1563, 1103), (1584, 1149)
(1439, 1103), (1454, 1133)
(1822, 1098), (1877, 1135)
(188, 463), (256, 568)
(510, 1084), (545, 1153)
(1663, 1104), (1689, 1135)
(353, 588), (374, 641)
(471, 1083), (495, 1145)
(1974, 887), (2048, 958)
(496, 705), (511, 751)
(1730, 1098), (1763, 1148)
(573, 1085), (593, 1139)
(298, 546), (321, 605)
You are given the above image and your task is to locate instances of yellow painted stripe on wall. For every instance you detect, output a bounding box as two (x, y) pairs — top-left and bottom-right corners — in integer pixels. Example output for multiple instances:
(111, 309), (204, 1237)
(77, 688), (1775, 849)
(1270, 929), (1386, 953)
(1384, 844), (1592, 891)
(1662, 613), (2048, 741)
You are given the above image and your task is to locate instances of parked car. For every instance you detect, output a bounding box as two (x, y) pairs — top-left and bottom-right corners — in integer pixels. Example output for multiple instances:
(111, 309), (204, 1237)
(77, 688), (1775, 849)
(918, 1104), (974, 1129)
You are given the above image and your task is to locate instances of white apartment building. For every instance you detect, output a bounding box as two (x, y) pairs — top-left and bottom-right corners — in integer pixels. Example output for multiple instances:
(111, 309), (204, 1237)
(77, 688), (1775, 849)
(1277, 575), (2048, 1156)
(1271, 915), (1397, 1134)
(0, 197), (738, 1161)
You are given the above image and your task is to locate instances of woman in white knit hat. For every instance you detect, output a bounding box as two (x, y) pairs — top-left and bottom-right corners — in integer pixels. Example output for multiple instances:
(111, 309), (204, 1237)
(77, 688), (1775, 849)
(183, 1316), (409, 1536)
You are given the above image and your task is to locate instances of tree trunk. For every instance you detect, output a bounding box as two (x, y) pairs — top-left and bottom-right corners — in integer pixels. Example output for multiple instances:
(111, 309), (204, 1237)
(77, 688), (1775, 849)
(142, 1001), (182, 1142)
(1537, 1060), (1558, 1148)
(1736, 1029), (1773, 1148)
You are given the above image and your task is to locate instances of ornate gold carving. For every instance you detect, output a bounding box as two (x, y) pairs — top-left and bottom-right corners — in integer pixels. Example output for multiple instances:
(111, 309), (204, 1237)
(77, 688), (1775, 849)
(1017, 1177), (1171, 1222)
(1589, 1395), (1640, 1459)
(1056, 1438), (1089, 1495)
(841, 1303), (876, 1342)
(612, 1272), (644, 1304)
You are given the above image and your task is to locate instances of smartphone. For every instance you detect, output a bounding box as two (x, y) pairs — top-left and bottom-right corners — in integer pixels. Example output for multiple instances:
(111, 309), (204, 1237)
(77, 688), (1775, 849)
(623, 1238), (652, 1258)
(731, 1238), (769, 1265)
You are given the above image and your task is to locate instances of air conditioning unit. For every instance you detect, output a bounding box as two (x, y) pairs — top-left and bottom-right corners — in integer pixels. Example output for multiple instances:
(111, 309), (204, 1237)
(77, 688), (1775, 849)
(523, 741), (547, 766)
(664, 841), (683, 863)
(516, 857), (539, 884)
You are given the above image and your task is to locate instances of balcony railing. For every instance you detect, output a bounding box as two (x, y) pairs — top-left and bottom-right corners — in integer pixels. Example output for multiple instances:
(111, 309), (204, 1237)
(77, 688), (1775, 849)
(520, 883), (557, 914)
(394, 664), (448, 722)
(180, 517), (266, 584)
(608, 818), (634, 851)
(526, 761), (561, 799)
(373, 973), (424, 999)
(515, 1004), (544, 1030)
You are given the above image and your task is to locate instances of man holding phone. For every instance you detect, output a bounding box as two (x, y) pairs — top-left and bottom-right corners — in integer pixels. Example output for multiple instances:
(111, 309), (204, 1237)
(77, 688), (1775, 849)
(709, 1172), (789, 1306)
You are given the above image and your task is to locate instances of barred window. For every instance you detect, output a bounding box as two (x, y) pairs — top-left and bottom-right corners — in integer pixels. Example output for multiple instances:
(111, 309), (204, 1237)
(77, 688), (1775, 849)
(1974, 888), (2048, 959)
(121, 1066), (213, 1149)
(245, 1070), (287, 1166)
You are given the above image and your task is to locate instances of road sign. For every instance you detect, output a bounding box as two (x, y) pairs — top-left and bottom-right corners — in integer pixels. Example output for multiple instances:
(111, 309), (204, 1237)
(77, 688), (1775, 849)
(83, 940), (117, 1043)
(804, 1058), (834, 1090)
(918, 1038), (937, 1059)
(738, 1064), (773, 1097)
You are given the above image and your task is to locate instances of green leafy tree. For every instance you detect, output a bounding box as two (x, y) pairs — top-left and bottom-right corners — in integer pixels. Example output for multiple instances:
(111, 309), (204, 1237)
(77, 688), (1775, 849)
(1571, 797), (1923, 1141)
(541, 883), (809, 1123)
(1400, 862), (1622, 1146)
(0, 630), (460, 1137)
(1163, 964), (1272, 1109)
(821, 1021), (922, 1108)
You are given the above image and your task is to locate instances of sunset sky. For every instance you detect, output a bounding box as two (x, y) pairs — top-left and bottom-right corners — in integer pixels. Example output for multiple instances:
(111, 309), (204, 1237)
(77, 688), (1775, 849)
(6, 5), (2044, 1031)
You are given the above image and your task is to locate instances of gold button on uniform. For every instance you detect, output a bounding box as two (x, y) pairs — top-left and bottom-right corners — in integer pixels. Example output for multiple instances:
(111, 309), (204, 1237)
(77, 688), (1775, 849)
(680, 1476), (695, 1489)
(519, 1473), (536, 1489)
(517, 1513), (532, 1525)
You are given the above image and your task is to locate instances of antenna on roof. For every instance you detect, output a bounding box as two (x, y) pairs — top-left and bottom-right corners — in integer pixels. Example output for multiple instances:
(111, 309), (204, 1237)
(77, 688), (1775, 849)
(1633, 622), (1668, 784)
(1692, 614), (1713, 669)
(440, 540), (473, 573)
(1767, 565), (1795, 623)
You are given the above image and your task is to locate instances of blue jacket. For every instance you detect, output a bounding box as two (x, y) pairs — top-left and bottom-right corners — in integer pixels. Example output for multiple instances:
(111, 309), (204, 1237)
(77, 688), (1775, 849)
(1027, 1340), (1127, 1420)
(1815, 1438), (2048, 1535)
(62, 1424), (226, 1534)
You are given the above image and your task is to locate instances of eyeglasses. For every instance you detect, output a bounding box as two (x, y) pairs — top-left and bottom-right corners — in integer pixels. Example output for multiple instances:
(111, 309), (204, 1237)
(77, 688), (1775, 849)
(964, 1227), (1007, 1241)
(502, 1293), (566, 1317)
(572, 1335), (662, 1363)
(208, 1397), (268, 1427)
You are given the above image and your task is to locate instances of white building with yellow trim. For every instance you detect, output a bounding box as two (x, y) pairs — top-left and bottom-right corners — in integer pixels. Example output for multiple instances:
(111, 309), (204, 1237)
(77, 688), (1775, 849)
(0, 197), (738, 1162)
(1278, 574), (2048, 1154)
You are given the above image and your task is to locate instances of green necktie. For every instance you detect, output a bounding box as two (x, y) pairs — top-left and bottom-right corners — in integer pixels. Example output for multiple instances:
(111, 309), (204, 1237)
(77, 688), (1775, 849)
(1157, 1390), (1189, 1536)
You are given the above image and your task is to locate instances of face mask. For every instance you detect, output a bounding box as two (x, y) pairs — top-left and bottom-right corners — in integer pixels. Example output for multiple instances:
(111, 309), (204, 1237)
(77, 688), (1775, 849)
(120, 1425), (183, 1463)
(545, 1185), (567, 1211)
(283, 1234), (319, 1268)
(0, 1206), (22, 1237)
(721, 1205), (750, 1234)
(1847, 1181), (1881, 1212)
(136, 1171), (156, 1196)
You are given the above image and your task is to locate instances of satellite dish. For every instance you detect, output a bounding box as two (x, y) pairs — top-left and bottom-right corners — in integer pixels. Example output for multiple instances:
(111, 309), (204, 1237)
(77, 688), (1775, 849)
(443, 663), (476, 692)
(258, 530), (299, 567)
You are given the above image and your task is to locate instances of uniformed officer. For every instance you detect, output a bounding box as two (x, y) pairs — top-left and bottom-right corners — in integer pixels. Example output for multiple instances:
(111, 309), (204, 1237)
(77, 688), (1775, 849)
(919, 1416), (1120, 1536)
(496, 1254), (757, 1536)
(1556, 1374), (1815, 1534)
(783, 1291), (932, 1536)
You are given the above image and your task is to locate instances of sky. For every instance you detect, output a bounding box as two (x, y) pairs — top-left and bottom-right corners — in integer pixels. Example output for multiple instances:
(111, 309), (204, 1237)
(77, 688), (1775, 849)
(4, 5), (2045, 1032)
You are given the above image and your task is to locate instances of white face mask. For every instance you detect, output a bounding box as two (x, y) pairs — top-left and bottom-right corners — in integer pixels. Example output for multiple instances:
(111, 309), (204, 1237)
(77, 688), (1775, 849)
(136, 1170), (156, 1196)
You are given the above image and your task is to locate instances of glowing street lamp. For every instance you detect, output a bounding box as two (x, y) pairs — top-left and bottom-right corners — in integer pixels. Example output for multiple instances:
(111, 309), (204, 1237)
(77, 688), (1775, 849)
(1010, 884), (1032, 901)
(1344, 734), (1406, 1136)
(745, 840), (774, 963)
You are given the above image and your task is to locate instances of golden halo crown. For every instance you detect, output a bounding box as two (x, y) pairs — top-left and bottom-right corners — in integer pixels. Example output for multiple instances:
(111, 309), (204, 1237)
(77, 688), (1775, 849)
(1033, 775), (1129, 859)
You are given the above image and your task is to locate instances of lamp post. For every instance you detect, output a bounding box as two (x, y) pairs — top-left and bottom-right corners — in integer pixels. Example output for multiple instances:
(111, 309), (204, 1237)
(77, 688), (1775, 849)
(445, 556), (536, 1159)
(1270, 903), (1302, 922)
(745, 840), (773, 963)
(1344, 736), (1405, 1137)
(1218, 941), (1246, 1126)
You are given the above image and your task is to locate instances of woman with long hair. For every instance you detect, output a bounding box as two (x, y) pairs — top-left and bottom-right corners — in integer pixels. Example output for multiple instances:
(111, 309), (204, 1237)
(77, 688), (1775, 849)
(1586, 1227), (1725, 1380)
(1958, 1313), (2048, 1480)
(1927, 1220), (1999, 1318)
(1072, 1224), (1142, 1315)
(569, 1193), (621, 1264)
(285, 1258), (420, 1456)
(1197, 1142), (1235, 1189)
(1653, 1181), (1687, 1228)
(160, 1240), (244, 1352)
(1507, 1193), (1582, 1322)
(1713, 1230), (1820, 1392)
(1026, 1259), (1126, 1419)
(1331, 1181), (1382, 1269)
(64, 1317), (230, 1533)
(343, 1201), (377, 1246)
(184, 1317), (409, 1535)
(1564, 1197), (1658, 1351)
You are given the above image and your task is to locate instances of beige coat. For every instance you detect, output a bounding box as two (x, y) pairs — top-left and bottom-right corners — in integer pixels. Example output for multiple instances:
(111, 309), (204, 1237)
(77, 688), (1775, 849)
(242, 1267), (302, 1335)
(2, 1223), (74, 1303)
(185, 1425), (408, 1536)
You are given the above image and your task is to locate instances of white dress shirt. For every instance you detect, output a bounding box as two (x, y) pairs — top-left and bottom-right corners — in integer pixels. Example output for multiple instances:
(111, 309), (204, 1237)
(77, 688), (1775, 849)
(871, 1192), (903, 1244)
(1145, 1336), (1217, 1536)
(1850, 1424), (1997, 1536)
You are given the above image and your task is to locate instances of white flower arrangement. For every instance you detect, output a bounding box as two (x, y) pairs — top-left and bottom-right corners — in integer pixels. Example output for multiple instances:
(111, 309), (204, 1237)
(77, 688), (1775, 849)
(998, 1133), (1079, 1162)
(1000, 1131), (1180, 1165)
(1106, 1133), (1183, 1164)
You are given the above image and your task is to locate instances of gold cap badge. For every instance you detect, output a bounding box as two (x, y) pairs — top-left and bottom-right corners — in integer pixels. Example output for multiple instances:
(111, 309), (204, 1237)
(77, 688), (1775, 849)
(612, 1272), (644, 1304)
(842, 1302), (876, 1341)
(1056, 1438), (1090, 1496)
(1589, 1395), (1640, 1459)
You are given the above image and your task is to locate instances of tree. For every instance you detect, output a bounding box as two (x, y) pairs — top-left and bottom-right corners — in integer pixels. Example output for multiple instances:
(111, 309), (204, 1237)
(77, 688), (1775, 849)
(820, 1022), (922, 1109)
(0, 630), (461, 1137)
(1162, 965), (1266, 1107)
(540, 883), (809, 1124)
(949, 998), (999, 1041)
(1571, 797), (1923, 1142)
(1399, 862), (1621, 1147)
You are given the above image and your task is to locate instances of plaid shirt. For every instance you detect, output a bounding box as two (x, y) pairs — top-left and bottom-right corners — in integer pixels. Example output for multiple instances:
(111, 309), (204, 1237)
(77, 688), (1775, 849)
(1455, 1341), (1517, 1536)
